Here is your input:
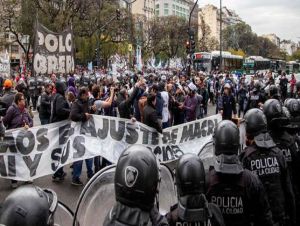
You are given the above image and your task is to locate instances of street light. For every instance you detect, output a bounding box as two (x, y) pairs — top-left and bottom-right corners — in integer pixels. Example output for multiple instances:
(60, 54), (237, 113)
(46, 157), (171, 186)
(121, 0), (137, 69)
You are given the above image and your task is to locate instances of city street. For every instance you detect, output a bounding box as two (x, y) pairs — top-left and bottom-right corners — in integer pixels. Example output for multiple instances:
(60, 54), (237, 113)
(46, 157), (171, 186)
(0, 105), (217, 211)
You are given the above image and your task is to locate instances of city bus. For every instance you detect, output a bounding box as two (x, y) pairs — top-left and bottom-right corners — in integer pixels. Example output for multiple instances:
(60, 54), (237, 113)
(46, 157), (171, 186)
(270, 59), (286, 74)
(286, 61), (300, 74)
(193, 51), (243, 73)
(243, 56), (271, 74)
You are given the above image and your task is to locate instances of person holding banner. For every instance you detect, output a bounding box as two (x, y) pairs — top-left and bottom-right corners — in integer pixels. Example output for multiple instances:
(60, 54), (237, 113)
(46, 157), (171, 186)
(2, 92), (33, 188)
(143, 93), (162, 133)
(51, 81), (70, 182)
(70, 87), (93, 186)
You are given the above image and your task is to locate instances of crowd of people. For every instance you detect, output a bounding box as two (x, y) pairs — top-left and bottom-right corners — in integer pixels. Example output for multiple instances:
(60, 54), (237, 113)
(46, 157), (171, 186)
(0, 68), (300, 225)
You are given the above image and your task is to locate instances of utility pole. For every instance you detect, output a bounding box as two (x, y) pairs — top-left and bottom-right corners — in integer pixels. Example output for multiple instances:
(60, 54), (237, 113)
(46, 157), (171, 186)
(187, 0), (198, 77)
(219, 0), (223, 72)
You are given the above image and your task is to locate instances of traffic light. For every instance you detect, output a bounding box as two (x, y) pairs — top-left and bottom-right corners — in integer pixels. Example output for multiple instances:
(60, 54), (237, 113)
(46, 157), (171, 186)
(95, 48), (98, 57)
(116, 9), (121, 21)
(188, 29), (196, 54)
(185, 40), (190, 54)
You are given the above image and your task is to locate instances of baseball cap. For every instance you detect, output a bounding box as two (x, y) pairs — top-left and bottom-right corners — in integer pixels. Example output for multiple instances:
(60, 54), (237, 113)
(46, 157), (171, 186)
(187, 82), (197, 91)
(3, 79), (13, 88)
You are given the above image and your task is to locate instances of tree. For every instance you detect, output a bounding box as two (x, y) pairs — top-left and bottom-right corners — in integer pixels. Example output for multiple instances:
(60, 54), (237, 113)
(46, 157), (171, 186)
(223, 22), (283, 58)
(289, 49), (300, 61)
(0, 0), (37, 65)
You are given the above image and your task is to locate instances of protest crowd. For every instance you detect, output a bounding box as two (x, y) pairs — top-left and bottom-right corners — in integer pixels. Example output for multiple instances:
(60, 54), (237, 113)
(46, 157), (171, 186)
(0, 66), (300, 226)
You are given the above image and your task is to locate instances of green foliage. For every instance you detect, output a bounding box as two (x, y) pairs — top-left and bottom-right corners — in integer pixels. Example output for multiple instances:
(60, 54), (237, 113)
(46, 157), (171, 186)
(223, 22), (282, 58)
(289, 49), (300, 61)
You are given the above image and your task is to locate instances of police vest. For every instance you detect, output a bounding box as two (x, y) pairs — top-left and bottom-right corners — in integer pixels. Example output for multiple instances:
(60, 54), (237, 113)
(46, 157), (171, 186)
(242, 146), (286, 220)
(167, 204), (212, 226)
(207, 170), (248, 226)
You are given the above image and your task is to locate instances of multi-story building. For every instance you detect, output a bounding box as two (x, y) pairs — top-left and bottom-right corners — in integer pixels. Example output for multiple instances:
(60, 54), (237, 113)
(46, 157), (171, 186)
(131, 0), (156, 21)
(281, 40), (298, 56)
(261, 34), (281, 48)
(155, 0), (191, 20)
(198, 4), (243, 43)
(0, 32), (30, 67)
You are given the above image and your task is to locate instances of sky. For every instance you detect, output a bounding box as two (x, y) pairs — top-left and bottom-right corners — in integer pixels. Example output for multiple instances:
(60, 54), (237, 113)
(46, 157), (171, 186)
(198, 0), (300, 42)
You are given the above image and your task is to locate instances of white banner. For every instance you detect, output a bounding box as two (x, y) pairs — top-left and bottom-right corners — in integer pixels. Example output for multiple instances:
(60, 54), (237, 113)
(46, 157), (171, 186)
(0, 114), (221, 181)
(0, 51), (10, 75)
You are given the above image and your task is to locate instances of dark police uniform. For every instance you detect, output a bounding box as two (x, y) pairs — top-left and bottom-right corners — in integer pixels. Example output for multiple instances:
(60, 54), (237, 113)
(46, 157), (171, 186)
(166, 202), (225, 226)
(241, 140), (296, 226)
(206, 167), (273, 226)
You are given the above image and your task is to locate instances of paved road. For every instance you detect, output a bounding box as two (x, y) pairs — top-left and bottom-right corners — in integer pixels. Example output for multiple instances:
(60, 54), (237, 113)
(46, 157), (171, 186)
(0, 104), (217, 212)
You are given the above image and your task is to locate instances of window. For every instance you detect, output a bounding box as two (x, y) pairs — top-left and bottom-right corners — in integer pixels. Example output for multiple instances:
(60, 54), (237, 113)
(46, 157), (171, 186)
(156, 4), (159, 9)
(11, 45), (19, 53)
(4, 33), (9, 39)
(164, 3), (168, 8)
(164, 9), (169, 15)
(173, 4), (175, 9)
(155, 10), (159, 16)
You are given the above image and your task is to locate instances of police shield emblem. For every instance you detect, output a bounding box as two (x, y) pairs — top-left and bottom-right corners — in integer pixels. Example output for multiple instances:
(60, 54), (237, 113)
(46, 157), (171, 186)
(125, 166), (139, 187)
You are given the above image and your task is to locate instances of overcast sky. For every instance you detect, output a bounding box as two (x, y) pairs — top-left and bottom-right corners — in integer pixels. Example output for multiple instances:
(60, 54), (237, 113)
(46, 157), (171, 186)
(198, 0), (300, 42)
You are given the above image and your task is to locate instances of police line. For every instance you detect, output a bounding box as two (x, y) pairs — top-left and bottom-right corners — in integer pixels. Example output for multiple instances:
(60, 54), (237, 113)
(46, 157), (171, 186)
(0, 114), (221, 181)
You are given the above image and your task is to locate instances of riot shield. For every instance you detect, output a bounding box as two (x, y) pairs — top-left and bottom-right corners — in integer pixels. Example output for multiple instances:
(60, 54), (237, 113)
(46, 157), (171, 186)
(73, 165), (116, 226)
(73, 164), (177, 226)
(198, 141), (215, 170)
(158, 164), (177, 215)
(54, 201), (74, 226)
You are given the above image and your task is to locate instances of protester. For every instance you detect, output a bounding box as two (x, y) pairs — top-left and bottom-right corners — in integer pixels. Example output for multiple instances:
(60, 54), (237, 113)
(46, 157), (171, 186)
(2, 92), (33, 188)
(70, 87), (93, 186)
(50, 81), (70, 182)
(39, 83), (53, 125)
(218, 83), (237, 120)
(143, 93), (162, 133)
(183, 82), (197, 122)
(0, 79), (16, 109)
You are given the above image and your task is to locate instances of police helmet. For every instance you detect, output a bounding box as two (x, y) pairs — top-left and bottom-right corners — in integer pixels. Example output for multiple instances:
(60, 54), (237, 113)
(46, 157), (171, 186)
(269, 85), (279, 98)
(244, 108), (267, 137)
(175, 154), (208, 221)
(213, 120), (243, 174)
(284, 98), (300, 118)
(0, 186), (57, 226)
(114, 145), (159, 211)
(296, 81), (300, 91)
(213, 120), (240, 156)
(176, 154), (205, 197)
(263, 99), (290, 129)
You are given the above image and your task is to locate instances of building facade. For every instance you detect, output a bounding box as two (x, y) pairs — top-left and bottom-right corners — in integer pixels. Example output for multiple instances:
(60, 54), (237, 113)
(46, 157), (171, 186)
(198, 4), (243, 43)
(155, 0), (191, 20)
(261, 34), (281, 47)
(131, 0), (156, 21)
(281, 40), (298, 56)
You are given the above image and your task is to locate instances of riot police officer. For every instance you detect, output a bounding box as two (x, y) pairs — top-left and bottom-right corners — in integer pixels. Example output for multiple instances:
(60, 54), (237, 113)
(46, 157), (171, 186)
(28, 76), (38, 110)
(206, 120), (273, 226)
(0, 185), (58, 226)
(241, 107), (296, 226)
(246, 81), (265, 111)
(166, 153), (225, 226)
(103, 144), (168, 226)
(269, 84), (280, 100)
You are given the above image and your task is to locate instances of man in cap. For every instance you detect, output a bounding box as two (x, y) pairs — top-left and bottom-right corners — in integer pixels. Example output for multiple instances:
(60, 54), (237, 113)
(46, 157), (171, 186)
(218, 83), (237, 120)
(0, 79), (16, 109)
(183, 82), (197, 122)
